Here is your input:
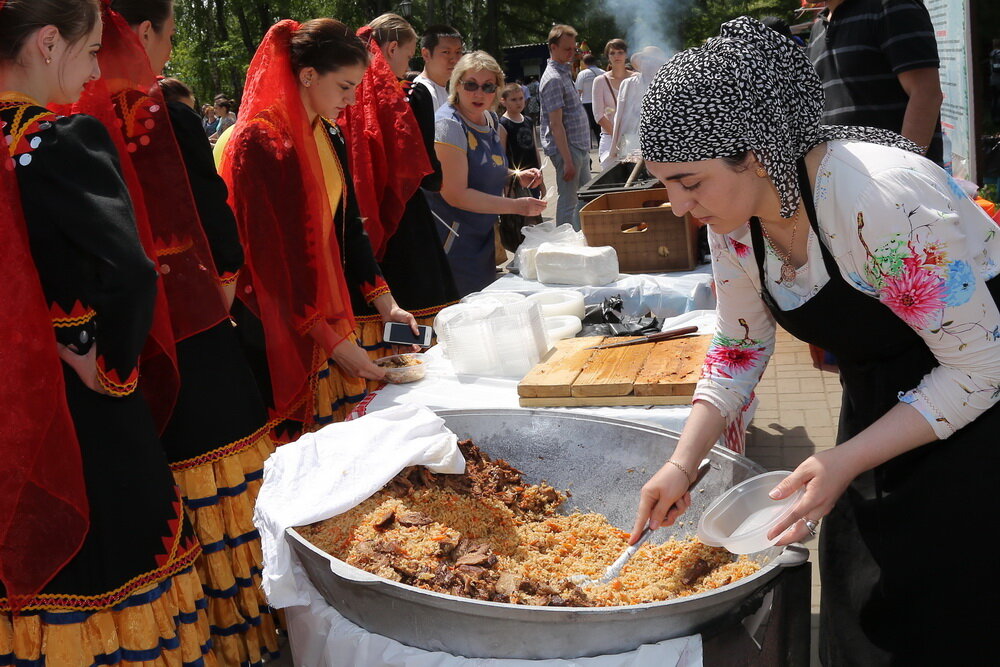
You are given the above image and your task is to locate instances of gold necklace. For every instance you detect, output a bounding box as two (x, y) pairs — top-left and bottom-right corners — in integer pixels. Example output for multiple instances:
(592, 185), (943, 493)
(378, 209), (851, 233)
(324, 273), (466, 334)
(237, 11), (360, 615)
(759, 209), (800, 286)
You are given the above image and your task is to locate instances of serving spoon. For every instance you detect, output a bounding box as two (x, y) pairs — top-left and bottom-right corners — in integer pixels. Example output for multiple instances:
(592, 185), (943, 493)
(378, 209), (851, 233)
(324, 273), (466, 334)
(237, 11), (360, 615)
(568, 459), (713, 588)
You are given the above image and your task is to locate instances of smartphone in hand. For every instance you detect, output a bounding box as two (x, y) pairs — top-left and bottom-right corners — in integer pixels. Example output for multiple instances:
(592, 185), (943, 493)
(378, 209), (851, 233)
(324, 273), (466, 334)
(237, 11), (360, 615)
(383, 322), (433, 348)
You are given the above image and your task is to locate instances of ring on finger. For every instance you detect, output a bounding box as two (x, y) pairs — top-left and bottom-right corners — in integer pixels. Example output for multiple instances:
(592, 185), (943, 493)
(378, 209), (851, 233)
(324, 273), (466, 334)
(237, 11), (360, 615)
(803, 518), (819, 537)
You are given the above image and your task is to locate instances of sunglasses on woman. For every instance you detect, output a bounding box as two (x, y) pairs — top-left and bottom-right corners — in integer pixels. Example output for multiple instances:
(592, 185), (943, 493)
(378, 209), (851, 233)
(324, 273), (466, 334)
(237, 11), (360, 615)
(459, 80), (498, 94)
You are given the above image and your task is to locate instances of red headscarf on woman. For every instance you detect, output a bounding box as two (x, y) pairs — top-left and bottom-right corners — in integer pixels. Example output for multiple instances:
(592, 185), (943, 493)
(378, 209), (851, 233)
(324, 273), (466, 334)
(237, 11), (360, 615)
(339, 25), (431, 260)
(221, 20), (357, 423)
(0, 163), (88, 612)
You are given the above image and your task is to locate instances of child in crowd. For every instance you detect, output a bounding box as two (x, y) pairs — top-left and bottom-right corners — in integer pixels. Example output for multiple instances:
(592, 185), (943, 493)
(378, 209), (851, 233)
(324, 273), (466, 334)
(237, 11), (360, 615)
(499, 83), (545, 198)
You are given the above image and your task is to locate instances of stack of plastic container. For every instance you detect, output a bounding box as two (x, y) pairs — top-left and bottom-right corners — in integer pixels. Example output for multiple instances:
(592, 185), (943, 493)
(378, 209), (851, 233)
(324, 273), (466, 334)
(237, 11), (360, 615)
(434, 297), (550, 378)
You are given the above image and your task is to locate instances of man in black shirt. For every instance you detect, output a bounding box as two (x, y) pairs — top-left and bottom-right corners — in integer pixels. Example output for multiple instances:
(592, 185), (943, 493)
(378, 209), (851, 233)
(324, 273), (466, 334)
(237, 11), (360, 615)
(808, 0), (944, 165)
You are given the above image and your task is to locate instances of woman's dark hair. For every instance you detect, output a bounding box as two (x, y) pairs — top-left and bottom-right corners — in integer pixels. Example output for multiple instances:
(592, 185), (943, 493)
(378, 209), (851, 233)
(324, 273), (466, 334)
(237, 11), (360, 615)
(158, 76), (192, 104)
(110, 0), (172, 31)
(290, 18), (369, 75)
(214, 100), (231, 112)
(760, 16), (792, 41)
(604, 38), (627, 58)
(721, 151), (752, 171)
(0, 0), (101, 63)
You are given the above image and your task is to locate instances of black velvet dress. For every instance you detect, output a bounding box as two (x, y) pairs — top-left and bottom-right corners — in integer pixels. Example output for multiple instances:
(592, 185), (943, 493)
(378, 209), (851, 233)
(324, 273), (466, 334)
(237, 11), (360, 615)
(0, 98), (211, 664)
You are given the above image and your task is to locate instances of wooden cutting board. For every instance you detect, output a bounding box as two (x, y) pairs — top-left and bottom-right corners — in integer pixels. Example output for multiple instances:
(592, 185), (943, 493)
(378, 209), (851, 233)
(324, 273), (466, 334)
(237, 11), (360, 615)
(517, 334), (712, 407)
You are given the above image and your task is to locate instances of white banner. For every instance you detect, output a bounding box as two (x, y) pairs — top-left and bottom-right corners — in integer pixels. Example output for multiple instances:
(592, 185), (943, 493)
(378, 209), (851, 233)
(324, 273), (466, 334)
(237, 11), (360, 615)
(926, 0), (975, 180)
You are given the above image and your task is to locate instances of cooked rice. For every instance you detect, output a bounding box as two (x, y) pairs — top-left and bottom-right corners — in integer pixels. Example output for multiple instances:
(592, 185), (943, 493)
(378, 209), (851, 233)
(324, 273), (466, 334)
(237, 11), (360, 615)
(298, 442), (759, 607)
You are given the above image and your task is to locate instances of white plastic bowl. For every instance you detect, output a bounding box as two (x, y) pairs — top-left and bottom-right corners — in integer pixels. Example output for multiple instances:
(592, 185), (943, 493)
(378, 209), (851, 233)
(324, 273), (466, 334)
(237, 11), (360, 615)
(543, 315), (583, 344)
(697, 471), (803, 555)
(525, 290), (585, 319)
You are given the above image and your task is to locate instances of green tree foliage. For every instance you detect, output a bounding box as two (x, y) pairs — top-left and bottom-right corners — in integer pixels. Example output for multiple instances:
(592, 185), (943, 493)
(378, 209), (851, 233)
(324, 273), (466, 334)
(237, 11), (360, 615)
(680, 0), (801, 48)
(169, 0), (802, 103)
(170, 0), (624, 102)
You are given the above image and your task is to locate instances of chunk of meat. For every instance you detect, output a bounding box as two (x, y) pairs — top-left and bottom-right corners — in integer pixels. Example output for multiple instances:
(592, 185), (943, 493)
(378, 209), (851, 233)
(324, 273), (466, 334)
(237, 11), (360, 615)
(495, 572), (521, 597)
(373, 540), (404, 555)
(436, 535), (459, 557)
(372, 509), (395, 531)
(454, 543), (497, 568)
(396, 511), (433, 527)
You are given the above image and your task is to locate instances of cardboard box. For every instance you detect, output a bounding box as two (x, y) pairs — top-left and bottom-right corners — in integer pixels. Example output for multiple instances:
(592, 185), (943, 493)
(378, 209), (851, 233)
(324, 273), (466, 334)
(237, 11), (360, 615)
(580, 189), (699, 273)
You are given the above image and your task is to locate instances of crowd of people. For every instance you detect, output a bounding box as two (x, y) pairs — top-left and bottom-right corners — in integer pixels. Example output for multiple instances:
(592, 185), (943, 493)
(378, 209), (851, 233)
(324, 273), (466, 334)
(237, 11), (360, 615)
(2, 0), (998, 664)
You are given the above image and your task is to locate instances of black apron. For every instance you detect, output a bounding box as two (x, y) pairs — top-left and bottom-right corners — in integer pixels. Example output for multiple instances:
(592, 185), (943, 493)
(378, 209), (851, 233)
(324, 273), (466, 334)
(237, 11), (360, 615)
(748, 160), (1000, 666)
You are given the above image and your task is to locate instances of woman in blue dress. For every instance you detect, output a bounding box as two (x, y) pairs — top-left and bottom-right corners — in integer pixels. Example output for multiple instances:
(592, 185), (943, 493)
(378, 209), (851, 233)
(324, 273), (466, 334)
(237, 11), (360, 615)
(429, 51), (545, 296)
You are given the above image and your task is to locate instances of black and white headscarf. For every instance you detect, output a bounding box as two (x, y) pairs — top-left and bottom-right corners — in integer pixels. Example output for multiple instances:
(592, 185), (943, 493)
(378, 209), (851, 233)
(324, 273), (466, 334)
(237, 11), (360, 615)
(639, 16), (922, 219)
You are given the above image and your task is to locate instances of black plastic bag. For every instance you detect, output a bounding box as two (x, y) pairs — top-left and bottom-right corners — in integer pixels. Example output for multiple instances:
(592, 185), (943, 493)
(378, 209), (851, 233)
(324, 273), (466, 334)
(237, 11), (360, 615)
(498, 179), (543, 252)
(577, 295), (660, 337)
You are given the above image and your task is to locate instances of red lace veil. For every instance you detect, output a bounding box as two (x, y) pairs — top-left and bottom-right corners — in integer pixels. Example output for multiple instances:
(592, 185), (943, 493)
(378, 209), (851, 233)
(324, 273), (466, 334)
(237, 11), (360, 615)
(0, 161), (88, 612)
(339, 26), (431, 259)
(66, 4), (233, 426)
(221, 20), (356, 422)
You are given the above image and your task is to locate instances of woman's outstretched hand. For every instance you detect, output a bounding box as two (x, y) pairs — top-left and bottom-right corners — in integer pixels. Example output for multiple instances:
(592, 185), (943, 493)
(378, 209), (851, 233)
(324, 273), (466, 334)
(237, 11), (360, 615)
(514, 197), (546, 217)
(330, 336), (387, 381)
(629, 462), (693, 545)
(766, 448), (856, 544)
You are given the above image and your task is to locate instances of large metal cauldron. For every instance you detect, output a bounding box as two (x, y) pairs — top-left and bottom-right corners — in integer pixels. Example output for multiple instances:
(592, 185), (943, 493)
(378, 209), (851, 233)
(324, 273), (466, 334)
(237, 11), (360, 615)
(287, 409), (807, 659)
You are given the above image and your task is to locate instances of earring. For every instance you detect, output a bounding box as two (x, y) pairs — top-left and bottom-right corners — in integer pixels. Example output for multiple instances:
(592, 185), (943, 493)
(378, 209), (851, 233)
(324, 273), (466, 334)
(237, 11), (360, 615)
(45, 57), (52, 65)
(755, 166), (767, 178)
(303, 79), (311, 87)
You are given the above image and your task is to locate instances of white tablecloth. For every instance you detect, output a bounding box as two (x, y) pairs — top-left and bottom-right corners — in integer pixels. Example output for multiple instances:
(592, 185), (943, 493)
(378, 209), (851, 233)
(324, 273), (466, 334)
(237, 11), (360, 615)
(483, 266), (715, 320)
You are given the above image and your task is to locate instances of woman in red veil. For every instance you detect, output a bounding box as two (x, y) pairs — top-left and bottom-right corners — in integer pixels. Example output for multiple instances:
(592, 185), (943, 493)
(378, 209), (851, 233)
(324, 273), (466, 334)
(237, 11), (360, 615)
(222, 18), (417, 437)
(1, 1), (212, 663)
(67, 0), (281, 661)
(340, 13), (460, 384)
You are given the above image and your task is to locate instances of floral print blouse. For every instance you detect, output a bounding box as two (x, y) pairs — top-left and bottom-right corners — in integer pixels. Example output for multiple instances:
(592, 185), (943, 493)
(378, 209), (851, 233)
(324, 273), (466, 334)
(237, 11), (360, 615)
(695, 141), (1000, 440)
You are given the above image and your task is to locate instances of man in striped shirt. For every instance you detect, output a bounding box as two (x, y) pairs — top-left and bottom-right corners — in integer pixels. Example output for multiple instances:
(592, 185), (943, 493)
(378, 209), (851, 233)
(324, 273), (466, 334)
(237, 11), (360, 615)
(808, 0), (944, 165)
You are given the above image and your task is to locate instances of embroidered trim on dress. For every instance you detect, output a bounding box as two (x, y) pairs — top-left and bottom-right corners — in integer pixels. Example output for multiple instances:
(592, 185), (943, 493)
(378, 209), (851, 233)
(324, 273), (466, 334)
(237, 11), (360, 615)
(169, 418), (280, 472)
(96, 359), (139, 396)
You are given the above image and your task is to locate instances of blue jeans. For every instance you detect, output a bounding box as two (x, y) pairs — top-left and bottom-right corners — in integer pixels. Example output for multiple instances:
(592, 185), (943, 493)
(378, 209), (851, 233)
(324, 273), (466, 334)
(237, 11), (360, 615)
(550, 145), (591, 230)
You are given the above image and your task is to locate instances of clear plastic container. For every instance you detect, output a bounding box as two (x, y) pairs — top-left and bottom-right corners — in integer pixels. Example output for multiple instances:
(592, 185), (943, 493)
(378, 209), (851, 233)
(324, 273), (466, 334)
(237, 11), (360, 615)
(374, 353), (427, 384)
(696, 471), (804, 555)
(435, 300), (548, 377)
(461, 291), (525, 306)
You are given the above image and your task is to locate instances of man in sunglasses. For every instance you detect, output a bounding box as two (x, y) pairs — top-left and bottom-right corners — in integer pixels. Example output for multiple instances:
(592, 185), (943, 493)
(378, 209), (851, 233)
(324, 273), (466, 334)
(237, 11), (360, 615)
(539, 23), (592, 230)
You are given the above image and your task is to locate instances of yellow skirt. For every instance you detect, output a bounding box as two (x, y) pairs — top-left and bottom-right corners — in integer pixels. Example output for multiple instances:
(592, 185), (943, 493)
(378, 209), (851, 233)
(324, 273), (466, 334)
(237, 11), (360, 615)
(313, 339), (370, 426)
(170, 431), (280, 666)
(0, 566), (215, 667)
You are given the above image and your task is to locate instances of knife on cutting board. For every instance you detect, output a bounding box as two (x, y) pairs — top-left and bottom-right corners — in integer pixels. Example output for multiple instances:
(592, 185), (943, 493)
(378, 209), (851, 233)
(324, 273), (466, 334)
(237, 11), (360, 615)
(585, 325), (700, 350)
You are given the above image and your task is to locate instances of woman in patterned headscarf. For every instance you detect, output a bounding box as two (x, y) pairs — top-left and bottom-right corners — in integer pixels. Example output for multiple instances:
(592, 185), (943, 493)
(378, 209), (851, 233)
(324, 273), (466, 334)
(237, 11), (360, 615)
(632, 17), (1000, 664)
